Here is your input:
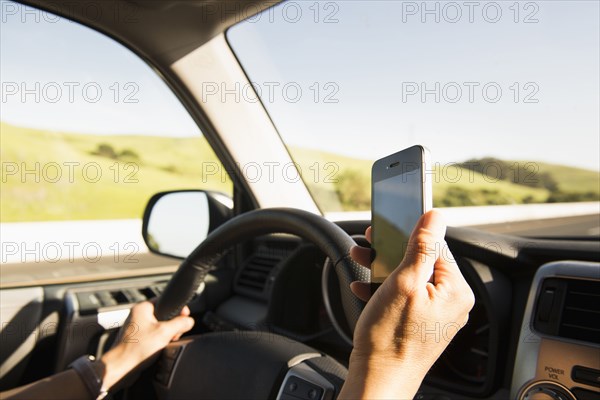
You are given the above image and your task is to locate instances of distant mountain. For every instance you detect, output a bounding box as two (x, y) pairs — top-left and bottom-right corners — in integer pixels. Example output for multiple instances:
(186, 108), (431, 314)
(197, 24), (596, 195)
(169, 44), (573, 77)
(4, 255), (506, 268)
(456, 157), (599, 196)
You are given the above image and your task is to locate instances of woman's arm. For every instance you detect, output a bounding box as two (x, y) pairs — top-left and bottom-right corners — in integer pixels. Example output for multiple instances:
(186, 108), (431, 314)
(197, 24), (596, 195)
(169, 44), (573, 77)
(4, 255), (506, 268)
(1, 302), (194, 399)
(1, 369), (91, 400)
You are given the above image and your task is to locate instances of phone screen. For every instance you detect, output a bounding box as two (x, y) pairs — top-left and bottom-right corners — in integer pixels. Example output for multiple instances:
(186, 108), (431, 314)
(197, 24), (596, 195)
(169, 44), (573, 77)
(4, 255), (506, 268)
(371, 157), (426, 283)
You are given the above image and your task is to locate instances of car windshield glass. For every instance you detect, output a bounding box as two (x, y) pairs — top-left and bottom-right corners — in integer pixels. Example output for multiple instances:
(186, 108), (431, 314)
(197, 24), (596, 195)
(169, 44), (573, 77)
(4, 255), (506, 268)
(227, 0), (600, 237)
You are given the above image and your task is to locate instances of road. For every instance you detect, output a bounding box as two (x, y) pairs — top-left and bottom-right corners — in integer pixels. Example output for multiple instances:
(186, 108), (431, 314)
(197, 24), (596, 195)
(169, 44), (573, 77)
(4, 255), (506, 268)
(471, 214), (600, 237)
(0, 252), (179, 288)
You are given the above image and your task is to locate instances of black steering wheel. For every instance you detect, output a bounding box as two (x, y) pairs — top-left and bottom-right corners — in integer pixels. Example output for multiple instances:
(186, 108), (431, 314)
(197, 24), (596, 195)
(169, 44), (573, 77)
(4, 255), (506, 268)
(150, 208), (370, 399)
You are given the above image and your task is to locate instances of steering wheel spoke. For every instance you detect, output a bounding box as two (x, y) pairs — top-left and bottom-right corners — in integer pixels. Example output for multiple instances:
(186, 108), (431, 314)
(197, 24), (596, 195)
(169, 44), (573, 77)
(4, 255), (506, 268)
(153, 332), (347, 399)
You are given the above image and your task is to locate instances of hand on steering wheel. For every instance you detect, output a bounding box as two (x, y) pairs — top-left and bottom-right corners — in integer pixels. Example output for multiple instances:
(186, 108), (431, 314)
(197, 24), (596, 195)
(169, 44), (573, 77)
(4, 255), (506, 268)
(101, 303), (195, 390)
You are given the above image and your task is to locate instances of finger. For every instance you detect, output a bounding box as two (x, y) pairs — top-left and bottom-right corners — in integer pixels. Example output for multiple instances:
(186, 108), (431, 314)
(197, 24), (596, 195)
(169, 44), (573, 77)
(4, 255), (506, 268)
(180, 306), (191, 317)
(169, 307), (191, 340)
(365, 226), (372, 243)
(162, 315), (195, 340)
(431, 246), (472, 298)
(431, 242), (460, 283)
(350, 281), (372, 302)
(350, 245), (372, 269)
(398, 210), (446, 284)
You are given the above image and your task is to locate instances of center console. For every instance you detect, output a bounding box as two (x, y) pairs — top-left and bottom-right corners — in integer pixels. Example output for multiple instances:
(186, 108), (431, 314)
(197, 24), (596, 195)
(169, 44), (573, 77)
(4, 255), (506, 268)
(512, 261), (600, 400)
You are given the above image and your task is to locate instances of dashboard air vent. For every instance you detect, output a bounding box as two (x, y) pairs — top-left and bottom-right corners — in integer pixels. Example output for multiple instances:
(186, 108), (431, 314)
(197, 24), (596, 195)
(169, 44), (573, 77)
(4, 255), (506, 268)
(534, 278), (600, 345)
(237, 255), (280, 293)
(559, 279), (600, 344)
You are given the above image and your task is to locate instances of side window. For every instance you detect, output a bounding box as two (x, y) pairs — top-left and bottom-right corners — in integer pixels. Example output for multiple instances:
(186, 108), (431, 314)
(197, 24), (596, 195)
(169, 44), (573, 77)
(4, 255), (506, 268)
(0, 1), (232, 269)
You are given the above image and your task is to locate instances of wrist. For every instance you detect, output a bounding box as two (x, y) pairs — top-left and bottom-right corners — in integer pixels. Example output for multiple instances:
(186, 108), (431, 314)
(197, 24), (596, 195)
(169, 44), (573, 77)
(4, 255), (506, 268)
(100, 346), (139, 389)
(339, 352), (427, 400)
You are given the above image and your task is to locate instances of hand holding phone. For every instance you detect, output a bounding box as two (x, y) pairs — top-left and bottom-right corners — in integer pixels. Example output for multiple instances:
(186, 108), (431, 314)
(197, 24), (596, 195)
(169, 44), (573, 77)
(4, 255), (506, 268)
(371, 145), (432, 291)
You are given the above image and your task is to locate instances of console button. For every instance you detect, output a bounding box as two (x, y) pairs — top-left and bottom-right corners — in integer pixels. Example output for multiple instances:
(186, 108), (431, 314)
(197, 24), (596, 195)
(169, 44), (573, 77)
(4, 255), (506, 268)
(282, 376), (323, 400)
(96, 291), (117, 307)
(571, 387), (600, 400)
(76, 292), (101, 314)
(572, 366), (600, 389)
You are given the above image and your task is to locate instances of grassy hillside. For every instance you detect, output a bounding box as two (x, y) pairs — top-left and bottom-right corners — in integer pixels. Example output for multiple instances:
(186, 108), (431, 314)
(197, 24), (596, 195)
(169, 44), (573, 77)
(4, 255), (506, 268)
(290, 147), (373, 211)
(289, 147), (582, 211)
(1, 122), (598, 220)
(1, 123), (231, 222)
(534, 162), (600, 194)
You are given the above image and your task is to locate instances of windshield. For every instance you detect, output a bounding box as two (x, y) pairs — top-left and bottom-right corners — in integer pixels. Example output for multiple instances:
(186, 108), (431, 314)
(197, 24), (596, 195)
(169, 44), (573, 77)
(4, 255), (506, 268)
(227, 1), (600, 237)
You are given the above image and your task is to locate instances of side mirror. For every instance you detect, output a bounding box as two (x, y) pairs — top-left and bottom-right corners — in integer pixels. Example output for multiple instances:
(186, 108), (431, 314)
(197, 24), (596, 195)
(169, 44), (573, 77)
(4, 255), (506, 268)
(142, 190), (232, 259)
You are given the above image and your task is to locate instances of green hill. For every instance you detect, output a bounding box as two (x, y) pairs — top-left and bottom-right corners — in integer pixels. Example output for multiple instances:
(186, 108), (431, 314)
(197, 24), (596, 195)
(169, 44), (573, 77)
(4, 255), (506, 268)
(534, 162), (600, 194)
(1, 122), (598, 220)
(1, 122), (231, 222)
(290, 147), (599, 211)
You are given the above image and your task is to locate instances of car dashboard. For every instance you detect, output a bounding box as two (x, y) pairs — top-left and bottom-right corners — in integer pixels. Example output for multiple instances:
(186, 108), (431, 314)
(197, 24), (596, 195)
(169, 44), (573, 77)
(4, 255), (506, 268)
(1, 222), (599, 400)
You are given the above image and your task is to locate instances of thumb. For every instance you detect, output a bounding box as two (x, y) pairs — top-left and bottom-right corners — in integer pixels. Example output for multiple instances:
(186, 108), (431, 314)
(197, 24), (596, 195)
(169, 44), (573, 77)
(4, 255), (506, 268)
(161, 315), (195, 340)
(398, 209), (446, 284)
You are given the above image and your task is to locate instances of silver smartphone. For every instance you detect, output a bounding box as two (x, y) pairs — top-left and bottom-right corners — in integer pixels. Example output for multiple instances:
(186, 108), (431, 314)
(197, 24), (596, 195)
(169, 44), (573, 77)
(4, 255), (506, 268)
(371, 145), (432, 289)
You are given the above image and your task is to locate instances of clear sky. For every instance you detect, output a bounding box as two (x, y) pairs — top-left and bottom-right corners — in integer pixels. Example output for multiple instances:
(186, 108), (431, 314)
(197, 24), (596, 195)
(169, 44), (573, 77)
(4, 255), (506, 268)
(0, 0), (200, 136)
(1, 0), (599, 171)
(229, 0), (600, 170)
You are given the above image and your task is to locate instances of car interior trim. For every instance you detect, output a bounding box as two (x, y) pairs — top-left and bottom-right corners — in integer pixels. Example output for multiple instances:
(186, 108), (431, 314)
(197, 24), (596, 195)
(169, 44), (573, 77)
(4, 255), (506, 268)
(0, 287), (44, 380)
(170, 34), (320, 213)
